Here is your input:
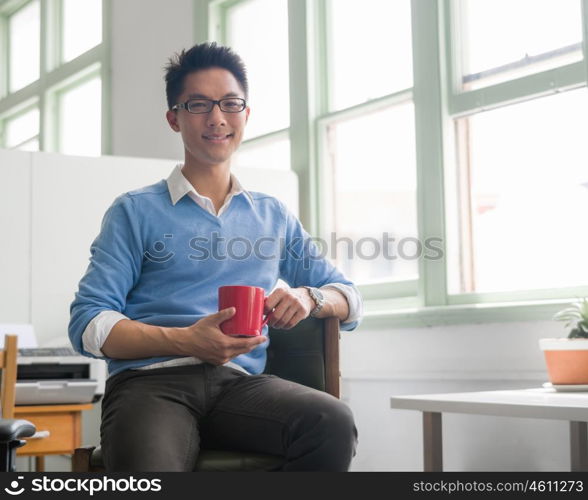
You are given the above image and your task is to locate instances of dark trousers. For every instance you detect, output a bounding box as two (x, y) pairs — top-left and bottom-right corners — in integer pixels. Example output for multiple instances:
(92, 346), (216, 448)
(100, 363), (358, 471)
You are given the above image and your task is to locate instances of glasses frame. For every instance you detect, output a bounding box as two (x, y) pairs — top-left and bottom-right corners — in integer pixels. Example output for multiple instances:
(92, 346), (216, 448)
(171, 97), (247, 114)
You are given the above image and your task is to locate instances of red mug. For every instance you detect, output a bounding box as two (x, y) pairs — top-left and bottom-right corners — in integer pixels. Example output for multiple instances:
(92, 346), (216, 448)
(218, 285), (269, 336)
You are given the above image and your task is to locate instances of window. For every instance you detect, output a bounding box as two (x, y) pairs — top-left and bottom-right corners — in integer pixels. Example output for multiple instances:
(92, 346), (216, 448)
(325, 103), (417, 284)
(444, 0), (588, 311)
(8, 0), (40, 92)
(58, 75), (102, 156)
(448, 89), (588, 295)
(234, 137), (290, 170)
(0, 0), (107, 156)
(218, 0), (290, 170)
(3, 105), (39, 150)
(329, 0), (413, 110)
(455, 0), (583, 91)
(62, 0), (102, 63)
(319, 0), (416, 289)
(226, 0), (289, 138)
(216, 0), (588, 323)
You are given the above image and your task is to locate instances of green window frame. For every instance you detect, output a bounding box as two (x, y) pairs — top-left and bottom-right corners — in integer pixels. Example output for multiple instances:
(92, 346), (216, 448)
(0, 0), (111, 154)
(203, 0), (588, 327)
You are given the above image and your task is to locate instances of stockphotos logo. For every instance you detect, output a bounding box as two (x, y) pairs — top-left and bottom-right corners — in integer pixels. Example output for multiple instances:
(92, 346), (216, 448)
(4, 476), (25, 495)
(2, 476), (162, 496)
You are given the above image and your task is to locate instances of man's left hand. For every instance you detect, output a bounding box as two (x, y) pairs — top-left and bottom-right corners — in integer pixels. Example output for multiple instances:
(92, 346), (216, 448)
(264, 287), (314, 330)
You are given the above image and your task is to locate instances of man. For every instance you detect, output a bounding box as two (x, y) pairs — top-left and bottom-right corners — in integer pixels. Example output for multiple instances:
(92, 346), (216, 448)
(69, 42), (362, 472)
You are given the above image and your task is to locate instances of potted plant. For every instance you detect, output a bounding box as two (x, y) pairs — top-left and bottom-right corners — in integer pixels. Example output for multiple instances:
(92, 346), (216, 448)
(539, 298), (588, 386)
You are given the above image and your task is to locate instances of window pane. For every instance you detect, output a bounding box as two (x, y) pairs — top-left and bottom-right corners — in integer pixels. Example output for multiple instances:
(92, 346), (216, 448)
(9, 0), (40, 92)
(62, 0), (102, 62)
(456, 0), (583, 91)
(5, 108), (39, 148)
(227, 0), (290, 138)
(18, 138), (39, 151)
(59, 77), (101, 156)
(326, 103), (417, 284)
(330, 0), (413, 111)
(449, 90), (588, 294)
(235, 138), (290, 170)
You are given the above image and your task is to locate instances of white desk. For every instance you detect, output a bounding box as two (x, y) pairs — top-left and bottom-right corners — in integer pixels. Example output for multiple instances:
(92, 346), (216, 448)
(390, 388), (588, 471)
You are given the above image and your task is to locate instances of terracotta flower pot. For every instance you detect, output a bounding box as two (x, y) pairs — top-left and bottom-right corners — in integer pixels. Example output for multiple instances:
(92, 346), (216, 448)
(539, 338), (588, 385)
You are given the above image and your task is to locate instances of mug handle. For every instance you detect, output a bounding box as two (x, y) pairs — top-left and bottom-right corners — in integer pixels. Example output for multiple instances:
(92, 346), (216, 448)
(261, 313), (271, 328)
(261, 297), (272, 328)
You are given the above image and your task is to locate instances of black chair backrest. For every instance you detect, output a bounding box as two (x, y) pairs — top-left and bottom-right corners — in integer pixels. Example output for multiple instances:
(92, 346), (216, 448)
(264, 317), (327, 392)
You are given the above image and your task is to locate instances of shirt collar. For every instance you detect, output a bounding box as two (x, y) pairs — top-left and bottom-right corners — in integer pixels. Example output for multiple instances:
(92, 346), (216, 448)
(166, 164), (253, 207)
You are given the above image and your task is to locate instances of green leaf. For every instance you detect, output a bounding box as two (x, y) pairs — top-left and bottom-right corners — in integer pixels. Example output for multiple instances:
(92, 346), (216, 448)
(579, 299), (588, 320)
(553, 310), (581, 321)
(554, 299), (588, 323)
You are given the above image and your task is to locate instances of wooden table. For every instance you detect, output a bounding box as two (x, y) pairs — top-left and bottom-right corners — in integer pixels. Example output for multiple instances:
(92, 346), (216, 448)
(15, 403), (93, 472)
(390, 388), (588, 472)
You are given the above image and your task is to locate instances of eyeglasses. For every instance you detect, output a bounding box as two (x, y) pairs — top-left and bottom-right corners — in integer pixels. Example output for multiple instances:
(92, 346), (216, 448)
(172, 97), (247, 114)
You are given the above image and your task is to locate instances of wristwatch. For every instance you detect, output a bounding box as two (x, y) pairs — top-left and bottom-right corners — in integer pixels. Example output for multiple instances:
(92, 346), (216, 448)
(303, 286), (325, 317)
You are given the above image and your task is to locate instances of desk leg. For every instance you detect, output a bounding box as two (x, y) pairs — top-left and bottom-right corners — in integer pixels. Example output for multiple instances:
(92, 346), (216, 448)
(35, 456), (45, 472)
(423, 411), (443, 472)
(570, 421), (588, 472)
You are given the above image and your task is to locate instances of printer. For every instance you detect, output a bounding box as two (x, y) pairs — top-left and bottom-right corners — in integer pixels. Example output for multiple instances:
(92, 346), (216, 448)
(0, 324), (105, 405)
(16, 347), (105, 405)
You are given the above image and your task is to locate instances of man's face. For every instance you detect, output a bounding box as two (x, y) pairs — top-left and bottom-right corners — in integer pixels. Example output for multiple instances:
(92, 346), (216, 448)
(166, 68), (250, 168)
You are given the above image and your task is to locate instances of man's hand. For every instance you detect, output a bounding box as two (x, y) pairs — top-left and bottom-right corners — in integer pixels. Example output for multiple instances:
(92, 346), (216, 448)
(179, 308), (267, 365)
(263, 287), (314, 330)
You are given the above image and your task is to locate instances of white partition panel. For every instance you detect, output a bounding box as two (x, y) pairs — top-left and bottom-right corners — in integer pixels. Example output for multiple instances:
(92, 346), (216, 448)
(0, 150), (32, 323)
(0, 149), (298, 343)
(30, 152), (176, 340)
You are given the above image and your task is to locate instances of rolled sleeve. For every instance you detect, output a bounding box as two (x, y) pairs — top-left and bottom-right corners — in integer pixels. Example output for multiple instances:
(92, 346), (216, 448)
(320, 283), (363, 325)
(69, 194), (143, 358)
(82, 310), (130, 358)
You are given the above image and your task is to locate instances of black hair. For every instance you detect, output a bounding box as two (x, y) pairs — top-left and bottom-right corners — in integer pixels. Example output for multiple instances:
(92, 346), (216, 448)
(164, 42), (248, 110)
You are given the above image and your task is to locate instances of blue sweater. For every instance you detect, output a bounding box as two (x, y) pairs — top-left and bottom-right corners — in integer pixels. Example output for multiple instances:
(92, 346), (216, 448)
(69, 180), (359, 377)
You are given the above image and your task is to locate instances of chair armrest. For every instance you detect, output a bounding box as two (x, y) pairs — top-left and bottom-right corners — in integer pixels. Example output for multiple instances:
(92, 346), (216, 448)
(0, 419), (36, 442)
(324, 316), (340, 398)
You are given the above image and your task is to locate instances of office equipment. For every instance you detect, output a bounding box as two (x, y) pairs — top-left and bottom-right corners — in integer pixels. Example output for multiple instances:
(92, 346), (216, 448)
(17, 349), (103, 405)
(390, 388), (588, 472)
(0, 325), (104, 405)
(19, 347), (78, 357)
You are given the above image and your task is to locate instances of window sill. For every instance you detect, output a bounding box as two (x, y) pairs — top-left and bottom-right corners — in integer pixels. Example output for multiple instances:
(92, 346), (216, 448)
(361, 298), (574, 329)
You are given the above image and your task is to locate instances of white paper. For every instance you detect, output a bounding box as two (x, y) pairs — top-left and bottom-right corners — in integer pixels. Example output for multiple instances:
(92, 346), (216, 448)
(0, 324), (38, 348)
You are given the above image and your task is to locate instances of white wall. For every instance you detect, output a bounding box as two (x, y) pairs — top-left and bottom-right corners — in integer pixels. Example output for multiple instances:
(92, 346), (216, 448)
(110, 0), (195, 160)
(0, 150), (31, 324)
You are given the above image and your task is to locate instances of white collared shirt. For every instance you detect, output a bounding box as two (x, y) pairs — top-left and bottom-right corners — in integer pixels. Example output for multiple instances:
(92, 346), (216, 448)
(167, 163), (253, 215)
(82, 164), (362, 374)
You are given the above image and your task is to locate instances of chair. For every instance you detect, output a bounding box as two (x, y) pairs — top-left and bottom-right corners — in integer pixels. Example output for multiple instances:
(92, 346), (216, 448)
(73, 316), (340, 472)
(0, 335), (36, 471)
